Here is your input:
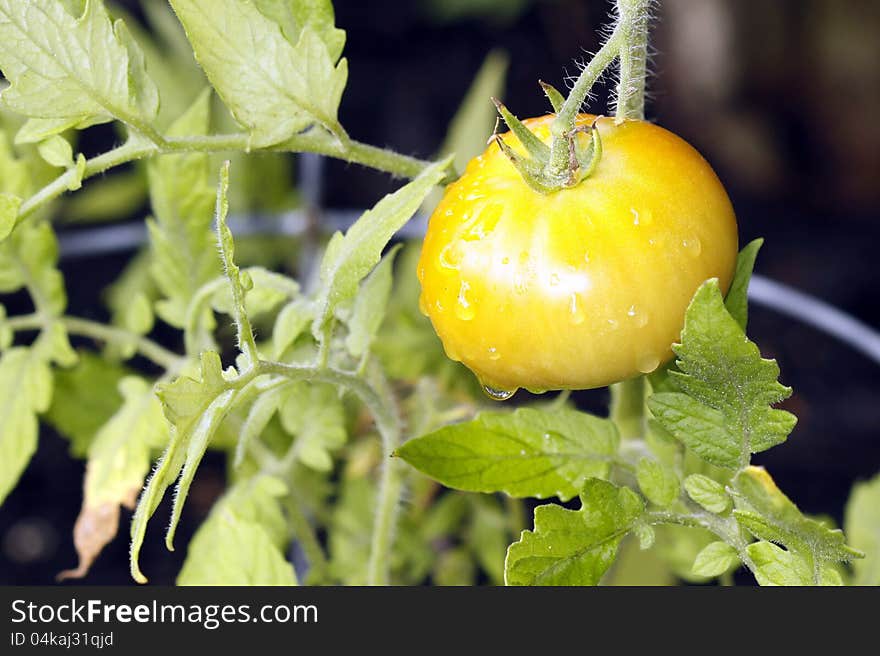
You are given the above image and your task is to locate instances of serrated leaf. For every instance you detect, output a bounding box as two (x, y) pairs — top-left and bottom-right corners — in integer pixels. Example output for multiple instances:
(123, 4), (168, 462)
(279, 382), (347, 472)
(178, 476), (296, 585)
(683, 473), (731, 514)
(724, 239), (762, 330)
(0, 346), (53, 506)
(746, 541), (842, 586)
(691, 540), (738, 577)
(732, 466), (862, 572)
(312, 157), (450, 342)
(344, 245), (399, 359)
(59, 376), (169, 580)
(169, 0), (347, 147)
(505, 479), (643, 586)
(147, 89), (219, 328)
(130, 350), (234, 582)
(253, 0), (345, 60)
(44, 351), (129, 456)
(647, 279), (796, 469)
(0, 0), (159, 136)
(636, 458), (679, 507)
(397, 407), (619, 501)
(844, 472), (880, 585)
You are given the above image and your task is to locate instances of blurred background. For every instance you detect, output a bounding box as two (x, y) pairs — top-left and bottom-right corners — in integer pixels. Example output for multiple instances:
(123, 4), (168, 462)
(1, 0), (878, 583)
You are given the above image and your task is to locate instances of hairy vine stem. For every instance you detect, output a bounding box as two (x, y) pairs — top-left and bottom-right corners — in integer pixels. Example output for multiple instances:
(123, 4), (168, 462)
(6, 313), (184, 371)
(14, 128), (440, 229)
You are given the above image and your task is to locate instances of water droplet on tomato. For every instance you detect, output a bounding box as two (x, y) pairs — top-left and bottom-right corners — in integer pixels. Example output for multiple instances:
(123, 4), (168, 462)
(481, 384), (516, 401)
(682, 236), (702, 257)
(583, 252), (591, 263)
(569, 293), (586, 325)
(488, 346), (500, 361)
(626, 305), (649, 328)
(439, 243), (463, 269)
(631, 208), (640, 225)
(455, 281), (475, 320)
(637, 354), (661, 373)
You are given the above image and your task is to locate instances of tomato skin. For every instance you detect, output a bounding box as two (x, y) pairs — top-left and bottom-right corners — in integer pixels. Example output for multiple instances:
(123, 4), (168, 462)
(418, 114), (739, 393)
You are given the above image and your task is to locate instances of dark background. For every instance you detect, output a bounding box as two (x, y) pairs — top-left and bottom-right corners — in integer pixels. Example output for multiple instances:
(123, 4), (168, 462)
(1, 0), (878, 584)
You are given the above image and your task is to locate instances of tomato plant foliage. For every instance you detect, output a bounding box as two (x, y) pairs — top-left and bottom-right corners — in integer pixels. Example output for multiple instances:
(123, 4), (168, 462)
(0, 0), (874, 588)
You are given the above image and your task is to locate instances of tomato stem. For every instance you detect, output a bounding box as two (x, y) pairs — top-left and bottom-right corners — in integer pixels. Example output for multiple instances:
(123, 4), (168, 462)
(614, 0), (652, 122)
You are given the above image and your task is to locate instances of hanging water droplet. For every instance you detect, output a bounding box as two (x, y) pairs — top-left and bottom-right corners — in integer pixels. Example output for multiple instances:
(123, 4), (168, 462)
(682, 236), (702, 257)
(637, 353), (661, 373)
(569, 293), (586, 325)
(482, 384), (516, 401)
(487, 346), (500, 361)
(455, 281), (475, 320)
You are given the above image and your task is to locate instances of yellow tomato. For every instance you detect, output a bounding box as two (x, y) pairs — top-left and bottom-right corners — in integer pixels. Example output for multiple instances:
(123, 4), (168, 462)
(417, 114), (738, 397)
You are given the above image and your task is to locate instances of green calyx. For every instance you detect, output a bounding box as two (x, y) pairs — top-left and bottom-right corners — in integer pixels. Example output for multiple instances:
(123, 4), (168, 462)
(490, 88), (603, 194)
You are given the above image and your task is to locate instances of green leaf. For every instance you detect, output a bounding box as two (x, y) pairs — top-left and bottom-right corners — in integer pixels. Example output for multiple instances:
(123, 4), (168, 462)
(0, 0), (159, 137)
(44, 352), (129, 456)
(130, 351), (234, 582)
(252, 0), (345, 60)
(59, 376), (169, 580)
(169, 0), (347, 147)
(724, 239), (762, 330)
(0, 192), (21, 241)
(746, 541), (842, 586)
(396, 407), (619, 501)
(505, 479), (643, 586)
(647, 279), (797, 469)
(272, 298), (314, 359)
(279, 382), (347, 472)
(0, 221), (66, 315)
(312, 157), (450, 343)
(36, 135), (74, 169)
(691, 541), (739, 577)
(636, 459), (679, 507)
(103, 250), (156, 359)
(178, 476), (296, 585)
(147, 89), (219, 327)
(467, 496), (510, 585)
(732, 466), (862, 571)
(0, 346), (53, 506)
(344, 245), (399, 360)
(844, 471), (880, 585)
(683, 473), (731, 514)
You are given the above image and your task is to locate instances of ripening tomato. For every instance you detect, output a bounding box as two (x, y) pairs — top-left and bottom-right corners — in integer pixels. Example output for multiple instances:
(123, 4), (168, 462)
(417, 114), (738, 397)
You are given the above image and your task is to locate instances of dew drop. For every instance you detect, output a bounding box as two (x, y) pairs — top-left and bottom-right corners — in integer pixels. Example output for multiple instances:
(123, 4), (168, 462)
(626, 305), (649, 328)
(637, 353), (661, 373)
(569, 293), (586, 325)
(455, 281), (475, 321)
(519, 449), (526, 456)
(488, 346), (501, 361)
(627, 305), (637, 317)
(607, 318), (619, 330)
(682, 236), (702, 257)
(482, 384), (516, 401)
(439, 243), (463, 269)
(630, 208), (640, 225)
